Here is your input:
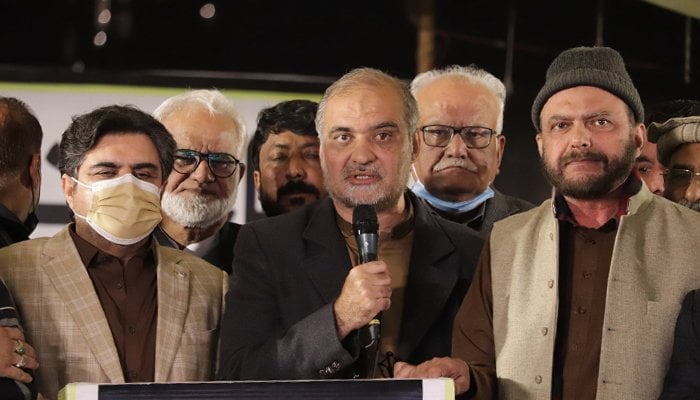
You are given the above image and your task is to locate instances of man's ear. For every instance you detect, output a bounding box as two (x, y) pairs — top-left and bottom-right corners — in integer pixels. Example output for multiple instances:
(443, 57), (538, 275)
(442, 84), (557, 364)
(535, 133), (544, 157)
(495, 134), (506, 175)
(253, 170), (261, 193)
(412, 130), (420, 162)
(61, 173), (76, 209)
(238, 163), (246, 185)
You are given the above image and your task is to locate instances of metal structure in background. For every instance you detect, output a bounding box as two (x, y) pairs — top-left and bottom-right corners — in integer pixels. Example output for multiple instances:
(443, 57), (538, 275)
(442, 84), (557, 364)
(686, 17), (693, 84)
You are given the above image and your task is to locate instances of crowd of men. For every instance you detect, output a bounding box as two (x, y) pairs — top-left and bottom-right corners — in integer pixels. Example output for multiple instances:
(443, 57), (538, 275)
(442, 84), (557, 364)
(0, 44), (698, 400)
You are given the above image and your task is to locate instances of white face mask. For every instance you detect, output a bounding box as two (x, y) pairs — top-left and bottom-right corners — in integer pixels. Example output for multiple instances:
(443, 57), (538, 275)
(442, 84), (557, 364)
(71, 174), (162, 245)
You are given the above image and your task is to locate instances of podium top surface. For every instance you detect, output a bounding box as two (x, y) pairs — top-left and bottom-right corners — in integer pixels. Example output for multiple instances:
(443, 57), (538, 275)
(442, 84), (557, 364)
(59, 378), (455, 400)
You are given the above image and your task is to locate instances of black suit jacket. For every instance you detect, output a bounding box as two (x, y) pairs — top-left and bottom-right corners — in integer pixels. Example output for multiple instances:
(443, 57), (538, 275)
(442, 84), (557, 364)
(217, 192), (483, 380)
(154, 222), (241, 274)
(0, 205), (35, 399)
(659, 289), (700, 399)
(479, 189), (534, 237)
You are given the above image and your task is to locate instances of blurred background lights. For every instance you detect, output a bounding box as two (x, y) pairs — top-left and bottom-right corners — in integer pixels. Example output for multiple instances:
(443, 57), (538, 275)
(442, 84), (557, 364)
(93, 31), (107, 46)
(200, 3), (216, 19)
(97, 9), (112, 25)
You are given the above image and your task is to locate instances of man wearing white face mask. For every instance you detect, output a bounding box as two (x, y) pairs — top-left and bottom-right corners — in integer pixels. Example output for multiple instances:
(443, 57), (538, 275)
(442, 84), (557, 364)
(0, 105), (228, 400)
(410, 65), (533, 237)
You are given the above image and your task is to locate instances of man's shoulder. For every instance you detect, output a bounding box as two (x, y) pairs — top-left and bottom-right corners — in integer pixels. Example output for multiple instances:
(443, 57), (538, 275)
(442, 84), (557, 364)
(243, 198), (332, 234)
(640, 194), (700, 226)
(157, 245), (226, 281)
(0, 228), (66, 256)
(492, 190), (536, 212)
(492, 200), (551, 231)
(412, 193), (483, 243)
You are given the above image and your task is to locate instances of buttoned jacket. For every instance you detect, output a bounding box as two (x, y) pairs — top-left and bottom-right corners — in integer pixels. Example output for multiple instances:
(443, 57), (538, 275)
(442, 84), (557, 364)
(217, 192), (483, 380)
(489, 185), (700, 399)
(0, 226), (227, 400)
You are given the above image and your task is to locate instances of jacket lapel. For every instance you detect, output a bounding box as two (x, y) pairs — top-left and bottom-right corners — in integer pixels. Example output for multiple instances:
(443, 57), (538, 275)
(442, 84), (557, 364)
(154, 247), (191, 381)
(42, 228), (125, 382)
(398, 196), (458, 358)
(301, 199), (353, 304)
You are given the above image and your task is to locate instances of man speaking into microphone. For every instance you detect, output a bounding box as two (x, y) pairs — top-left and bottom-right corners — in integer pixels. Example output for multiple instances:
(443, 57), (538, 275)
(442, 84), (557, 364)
(217, 68), (484, 380)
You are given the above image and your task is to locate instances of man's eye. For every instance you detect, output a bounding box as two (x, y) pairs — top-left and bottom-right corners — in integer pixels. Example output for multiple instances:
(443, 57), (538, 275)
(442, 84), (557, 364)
(375, 132), (391, 141)
(335, 134), (350, 143)
(175, 157), (197, 166)
(552, 122), (568, 130)
(135, 172), (152, 179)
(271, 154), (289, 162)
(637, 166), (650, 174)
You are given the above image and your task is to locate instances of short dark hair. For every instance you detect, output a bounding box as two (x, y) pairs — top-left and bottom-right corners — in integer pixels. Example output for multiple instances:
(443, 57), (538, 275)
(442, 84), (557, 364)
(0, 97), (43, 177)
(58, 105), (176, 178)
(645, 99), (700, 125)
(248, 100), (319, 172)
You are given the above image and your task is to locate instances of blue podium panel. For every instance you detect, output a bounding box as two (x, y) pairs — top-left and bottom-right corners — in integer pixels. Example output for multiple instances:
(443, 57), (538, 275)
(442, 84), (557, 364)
(60, 379), (454, 400)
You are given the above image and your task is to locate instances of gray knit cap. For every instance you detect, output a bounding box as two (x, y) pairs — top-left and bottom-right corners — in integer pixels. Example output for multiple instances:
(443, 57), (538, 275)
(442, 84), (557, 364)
(648, 116), (700, 165)
(531, 46), (644, 132)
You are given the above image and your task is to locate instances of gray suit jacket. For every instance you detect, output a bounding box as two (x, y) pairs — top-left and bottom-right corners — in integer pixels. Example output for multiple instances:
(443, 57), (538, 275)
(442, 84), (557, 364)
(217, 192), (483, 380)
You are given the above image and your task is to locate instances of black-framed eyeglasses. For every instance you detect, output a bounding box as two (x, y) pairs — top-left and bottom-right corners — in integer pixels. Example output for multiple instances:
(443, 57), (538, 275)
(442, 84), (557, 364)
(173, 149), (240, 178)
(420, 124), (496, 149)
(663, 168), (700, 189)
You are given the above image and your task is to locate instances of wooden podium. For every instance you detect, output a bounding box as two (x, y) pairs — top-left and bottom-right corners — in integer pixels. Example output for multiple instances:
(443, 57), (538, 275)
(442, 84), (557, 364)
(59, 378), (454, 400)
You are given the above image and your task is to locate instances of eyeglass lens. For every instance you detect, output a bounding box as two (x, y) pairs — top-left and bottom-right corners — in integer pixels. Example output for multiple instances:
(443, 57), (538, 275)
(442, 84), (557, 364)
(422, 125), (493, 148)
(173, 150), (239, 178)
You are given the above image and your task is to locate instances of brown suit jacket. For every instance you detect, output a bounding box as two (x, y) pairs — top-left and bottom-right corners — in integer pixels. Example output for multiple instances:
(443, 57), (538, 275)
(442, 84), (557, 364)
(0, 226), (227, 400)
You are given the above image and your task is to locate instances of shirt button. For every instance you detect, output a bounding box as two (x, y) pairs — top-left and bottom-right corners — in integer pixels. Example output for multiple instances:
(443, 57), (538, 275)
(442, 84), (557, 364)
(586, 238), (596, 245)
(129, 370), (138, 379)
(547, 280), (554, 288)
(578, 306), (587, 314)
(583, 271), (592, 279)
(116, 283), (123, 289)
(128, 326), (136, 335)
(535, 375), (542, 384)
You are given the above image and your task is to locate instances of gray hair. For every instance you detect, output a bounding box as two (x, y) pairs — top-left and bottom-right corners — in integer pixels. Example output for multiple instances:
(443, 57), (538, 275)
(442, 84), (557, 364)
(411, 65), (506, 133)
(315, 67), (418, 144)
(154, 89), (247, 158)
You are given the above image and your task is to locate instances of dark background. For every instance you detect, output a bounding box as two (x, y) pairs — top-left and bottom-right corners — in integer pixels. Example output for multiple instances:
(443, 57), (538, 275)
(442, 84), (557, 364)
(0, 0), (698, 204)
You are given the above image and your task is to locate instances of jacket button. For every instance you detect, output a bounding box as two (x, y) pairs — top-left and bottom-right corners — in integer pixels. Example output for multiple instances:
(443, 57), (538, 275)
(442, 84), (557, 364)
(547, 280), (554, 288)
(535, 375), (542, 384)
(541, 327), (548, 336)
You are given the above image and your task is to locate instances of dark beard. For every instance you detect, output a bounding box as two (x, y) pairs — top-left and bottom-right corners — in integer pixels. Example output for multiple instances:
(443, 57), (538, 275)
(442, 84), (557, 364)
(260, 180), (321, 217)
(540, 139), (637, 199)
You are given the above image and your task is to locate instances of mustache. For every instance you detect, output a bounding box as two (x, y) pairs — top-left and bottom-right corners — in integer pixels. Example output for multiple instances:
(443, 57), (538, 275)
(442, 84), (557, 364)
(277, 180), (321, 197)
(342, 164), (384, 180)
(560, 150), (608, 167)
(432, 158), (478, 173)
(678, 198), (700, 212)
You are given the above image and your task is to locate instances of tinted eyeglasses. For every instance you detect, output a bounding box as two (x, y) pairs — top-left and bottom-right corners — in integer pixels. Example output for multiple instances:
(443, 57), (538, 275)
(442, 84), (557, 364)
(421, 124), (496, 149)
(173, 149), (240, 178)
(663, 168), (700, 189)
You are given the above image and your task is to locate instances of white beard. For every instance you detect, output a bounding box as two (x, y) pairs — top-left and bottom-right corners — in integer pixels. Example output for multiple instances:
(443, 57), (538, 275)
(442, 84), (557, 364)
(161, 191), (235, 228)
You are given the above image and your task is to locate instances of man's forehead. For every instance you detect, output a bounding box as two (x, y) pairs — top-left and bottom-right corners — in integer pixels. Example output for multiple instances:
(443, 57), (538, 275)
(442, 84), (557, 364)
(264, 130), (319, 146)
(670, 142), (700, 167)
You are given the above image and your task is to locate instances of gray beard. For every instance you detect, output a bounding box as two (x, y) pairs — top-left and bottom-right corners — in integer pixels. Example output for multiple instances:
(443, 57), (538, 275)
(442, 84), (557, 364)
(161, 191), (235, 228)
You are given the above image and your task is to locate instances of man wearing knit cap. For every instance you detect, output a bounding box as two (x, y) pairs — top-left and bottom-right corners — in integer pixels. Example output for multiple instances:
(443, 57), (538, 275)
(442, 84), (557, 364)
(646, 100), (700, 210)
(394, 46), (700, 400)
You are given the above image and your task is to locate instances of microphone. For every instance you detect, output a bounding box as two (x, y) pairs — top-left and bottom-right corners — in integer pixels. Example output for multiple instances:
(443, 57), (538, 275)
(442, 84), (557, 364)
(352, 205), (380, 348)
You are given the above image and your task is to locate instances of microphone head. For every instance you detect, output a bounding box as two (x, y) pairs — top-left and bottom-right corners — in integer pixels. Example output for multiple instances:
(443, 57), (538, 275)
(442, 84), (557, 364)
(352, 204), (378, 235)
